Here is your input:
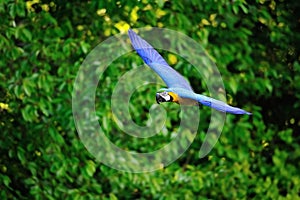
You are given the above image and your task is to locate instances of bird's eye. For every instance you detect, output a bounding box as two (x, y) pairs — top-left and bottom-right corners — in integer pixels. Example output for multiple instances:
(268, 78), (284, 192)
(160, 91), (169, 98)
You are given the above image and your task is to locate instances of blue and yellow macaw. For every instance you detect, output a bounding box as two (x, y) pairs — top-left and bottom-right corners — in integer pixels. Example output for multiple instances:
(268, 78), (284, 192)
(128, 29), (251, 115)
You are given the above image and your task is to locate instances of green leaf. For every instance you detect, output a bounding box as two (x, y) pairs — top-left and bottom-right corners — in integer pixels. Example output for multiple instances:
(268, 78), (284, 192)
(84, 160), (96, 177)
(17, 147), (26, 165)
(22, 28), (32, 41)
(23, 78), (34, 96)
(16, 2), (26, 17)
(109, 193), (118, 200)
(229, 77), (238, 94)
(2, 175), (11, 187)
(156, 0), (165, 8)
(232, 5), (239, 14)
(8, 3), (16, 17)
(278, 129), (293, 144)
(80, 41), (90, 54)
(240, 4), (248, 14)
(49, 126), (65, 145)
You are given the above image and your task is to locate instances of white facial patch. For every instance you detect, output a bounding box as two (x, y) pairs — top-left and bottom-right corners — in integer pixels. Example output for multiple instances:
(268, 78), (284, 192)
(161, 92), (171, 101)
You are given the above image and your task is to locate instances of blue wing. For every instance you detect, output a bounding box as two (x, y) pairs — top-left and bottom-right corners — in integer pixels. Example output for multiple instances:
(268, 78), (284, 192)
(129, 29), (251, 115)
(128, 29), (193, 91)
(167, 88), (252, 115)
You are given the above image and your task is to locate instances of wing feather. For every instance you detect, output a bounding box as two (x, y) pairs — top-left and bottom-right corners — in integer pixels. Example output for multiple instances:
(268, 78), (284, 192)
(169, 88), (252, 115)
(128, 29), (193, 91)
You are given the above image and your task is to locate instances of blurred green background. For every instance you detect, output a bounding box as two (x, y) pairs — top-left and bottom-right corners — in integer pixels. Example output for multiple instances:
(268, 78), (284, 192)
(1, 0), (300, 199)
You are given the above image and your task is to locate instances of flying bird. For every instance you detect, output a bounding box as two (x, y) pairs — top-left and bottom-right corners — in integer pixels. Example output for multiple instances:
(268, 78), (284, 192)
(128, 29), (251, 115)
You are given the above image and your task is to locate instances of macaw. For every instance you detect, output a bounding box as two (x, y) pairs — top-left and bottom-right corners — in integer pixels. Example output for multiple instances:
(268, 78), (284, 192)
(128, 29), (251, 115)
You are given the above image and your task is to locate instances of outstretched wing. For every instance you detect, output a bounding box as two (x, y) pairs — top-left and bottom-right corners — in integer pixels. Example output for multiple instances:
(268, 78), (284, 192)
(128, 29), (193, 91)
(169, 88), (252, 115)
(197, 95), (251, 114)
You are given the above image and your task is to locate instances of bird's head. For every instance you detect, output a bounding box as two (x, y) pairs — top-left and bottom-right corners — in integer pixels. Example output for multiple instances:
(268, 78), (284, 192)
(156, 92), (172, 104)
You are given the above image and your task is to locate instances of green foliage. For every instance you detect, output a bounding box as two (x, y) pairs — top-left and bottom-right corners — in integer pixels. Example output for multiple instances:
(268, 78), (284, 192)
(1, 0), (299, 199)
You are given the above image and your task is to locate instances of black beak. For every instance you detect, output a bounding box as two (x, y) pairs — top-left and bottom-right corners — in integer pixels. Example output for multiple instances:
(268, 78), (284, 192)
(156, 93), (163, 104)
